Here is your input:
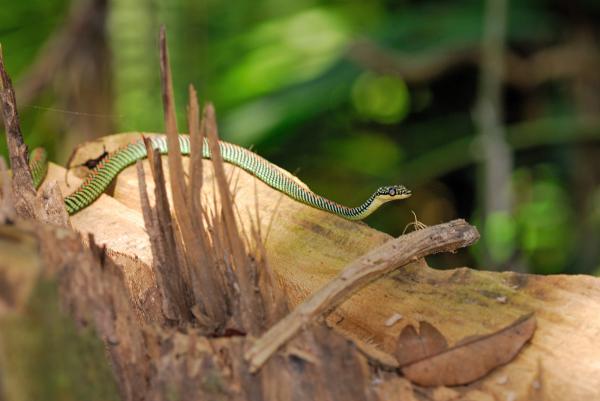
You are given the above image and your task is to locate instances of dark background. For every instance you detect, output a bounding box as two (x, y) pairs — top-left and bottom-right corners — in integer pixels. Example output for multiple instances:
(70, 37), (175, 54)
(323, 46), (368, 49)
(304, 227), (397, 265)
(1, 0), (599, 275)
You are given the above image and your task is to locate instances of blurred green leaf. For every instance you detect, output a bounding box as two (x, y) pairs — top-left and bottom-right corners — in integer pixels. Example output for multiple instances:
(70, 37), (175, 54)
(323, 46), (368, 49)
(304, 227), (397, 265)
(218, 7), (350, 105)
(484, 212), (517, 264)
(515, 166), (574, 274)
(222, 62), (357, 145)
(351, 73), (410, 124)
(2, 0), (597, 276)
(326, 132), (403, 176)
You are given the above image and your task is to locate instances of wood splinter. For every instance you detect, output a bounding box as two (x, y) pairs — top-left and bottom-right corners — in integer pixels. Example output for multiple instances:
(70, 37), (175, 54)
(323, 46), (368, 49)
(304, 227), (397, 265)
(0, 45), (37, 219)
(245, 219), (480, 372)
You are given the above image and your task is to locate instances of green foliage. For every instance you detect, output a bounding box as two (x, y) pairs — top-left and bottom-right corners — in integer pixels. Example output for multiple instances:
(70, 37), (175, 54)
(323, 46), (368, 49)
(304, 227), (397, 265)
(218, 7), (350, 105)
(1, 0), (598, 274)
(473, 165), (577, 273)
(325, 132), (404, 176)
(515, 167), (575, 274)
(352, 73), (410, 124)
(0, 0), (69, 73)
(483, 212), (518, 264)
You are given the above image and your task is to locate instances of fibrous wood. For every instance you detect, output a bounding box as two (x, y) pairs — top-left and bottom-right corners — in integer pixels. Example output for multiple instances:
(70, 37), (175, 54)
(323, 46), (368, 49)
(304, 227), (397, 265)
(0, 47), (37, 219)
(27, 133), (600, 400)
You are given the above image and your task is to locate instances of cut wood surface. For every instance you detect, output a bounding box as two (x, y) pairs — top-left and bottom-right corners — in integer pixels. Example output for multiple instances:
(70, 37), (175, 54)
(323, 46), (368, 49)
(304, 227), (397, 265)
(43, 132), (600, 400)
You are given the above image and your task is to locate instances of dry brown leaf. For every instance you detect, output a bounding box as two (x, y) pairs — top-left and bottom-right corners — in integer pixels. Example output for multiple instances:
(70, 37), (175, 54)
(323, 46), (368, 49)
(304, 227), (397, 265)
(401, 313), (536, 387)
(395, 321), (449, 366)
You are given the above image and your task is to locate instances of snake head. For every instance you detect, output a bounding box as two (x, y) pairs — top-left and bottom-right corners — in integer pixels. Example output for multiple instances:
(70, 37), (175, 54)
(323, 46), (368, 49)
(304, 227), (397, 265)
(376, 185), (412, 201)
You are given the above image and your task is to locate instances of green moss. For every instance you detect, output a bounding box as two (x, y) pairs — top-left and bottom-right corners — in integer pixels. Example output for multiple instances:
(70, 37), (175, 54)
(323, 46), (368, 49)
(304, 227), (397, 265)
(0, 279), (121, 401)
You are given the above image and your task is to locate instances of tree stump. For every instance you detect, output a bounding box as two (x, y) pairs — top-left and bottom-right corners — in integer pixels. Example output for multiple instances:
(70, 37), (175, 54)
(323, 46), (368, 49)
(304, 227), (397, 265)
(2, 132), (594, 400)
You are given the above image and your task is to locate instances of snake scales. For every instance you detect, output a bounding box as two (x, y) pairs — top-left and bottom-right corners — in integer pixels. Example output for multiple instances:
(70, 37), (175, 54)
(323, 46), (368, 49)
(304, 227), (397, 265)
(29, 135), (411, 220)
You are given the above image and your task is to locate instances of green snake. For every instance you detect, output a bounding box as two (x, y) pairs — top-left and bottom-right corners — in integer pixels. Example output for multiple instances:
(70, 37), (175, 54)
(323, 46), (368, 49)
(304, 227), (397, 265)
(29, 135), (411, 220)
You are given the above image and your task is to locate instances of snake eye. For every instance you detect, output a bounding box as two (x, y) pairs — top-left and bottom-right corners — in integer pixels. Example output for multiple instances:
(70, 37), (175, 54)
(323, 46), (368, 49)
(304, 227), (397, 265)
(388, 188), (396, 196)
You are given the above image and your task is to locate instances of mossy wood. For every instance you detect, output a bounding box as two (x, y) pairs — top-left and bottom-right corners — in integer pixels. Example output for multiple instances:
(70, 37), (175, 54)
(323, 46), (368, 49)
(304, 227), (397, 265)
(38, 132), (600, 400)
(0, 224), (122, 401)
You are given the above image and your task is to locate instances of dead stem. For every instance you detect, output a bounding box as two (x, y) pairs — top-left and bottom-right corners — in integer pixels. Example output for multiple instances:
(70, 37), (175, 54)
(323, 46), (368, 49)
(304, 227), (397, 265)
(245, 219), (480, 372)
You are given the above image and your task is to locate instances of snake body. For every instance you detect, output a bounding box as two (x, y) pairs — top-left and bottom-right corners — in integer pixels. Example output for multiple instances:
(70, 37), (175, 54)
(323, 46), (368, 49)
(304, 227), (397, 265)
(30, 135), (411, 220)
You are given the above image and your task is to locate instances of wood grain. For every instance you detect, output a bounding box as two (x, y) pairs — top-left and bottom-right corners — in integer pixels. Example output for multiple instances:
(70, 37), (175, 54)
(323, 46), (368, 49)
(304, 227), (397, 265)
(47, 132), (600, 400)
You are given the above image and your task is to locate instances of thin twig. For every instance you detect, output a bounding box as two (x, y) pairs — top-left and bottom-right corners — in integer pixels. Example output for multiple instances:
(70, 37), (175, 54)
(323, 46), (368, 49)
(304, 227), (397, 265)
(402, 210), (428, 235)
(159, 26), (190, 227)
(188, 84), (203, 217)
(245, 219), (480, 372)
